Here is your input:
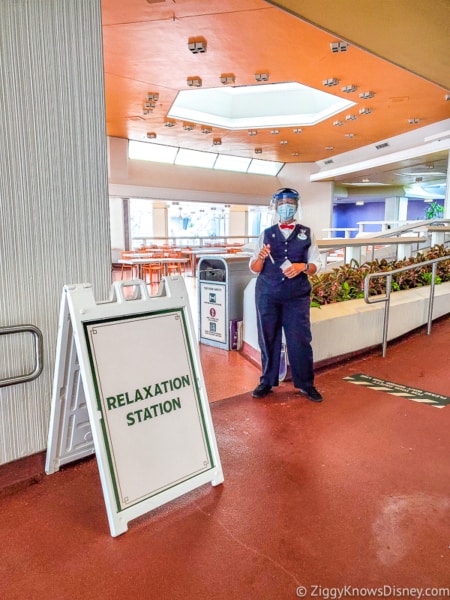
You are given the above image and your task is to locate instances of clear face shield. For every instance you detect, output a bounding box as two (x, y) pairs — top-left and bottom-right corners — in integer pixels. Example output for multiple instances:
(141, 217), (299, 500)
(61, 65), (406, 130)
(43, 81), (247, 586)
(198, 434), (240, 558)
(270, 188), (302, 223)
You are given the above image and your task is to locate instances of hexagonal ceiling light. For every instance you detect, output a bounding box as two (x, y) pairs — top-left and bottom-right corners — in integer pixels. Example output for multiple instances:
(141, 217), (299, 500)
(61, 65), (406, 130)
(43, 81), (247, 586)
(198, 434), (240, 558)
(167, 81), (355, 130)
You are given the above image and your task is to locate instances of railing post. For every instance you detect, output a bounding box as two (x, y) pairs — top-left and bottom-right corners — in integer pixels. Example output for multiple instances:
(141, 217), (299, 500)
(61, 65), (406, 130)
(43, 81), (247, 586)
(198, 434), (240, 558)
(381, 274), (392, 357)
(427, 261), (437, 335)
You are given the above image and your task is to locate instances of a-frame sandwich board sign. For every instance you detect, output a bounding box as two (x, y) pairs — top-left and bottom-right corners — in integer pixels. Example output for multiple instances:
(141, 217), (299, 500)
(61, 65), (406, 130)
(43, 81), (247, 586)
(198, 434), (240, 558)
(45, 278), (224, 537)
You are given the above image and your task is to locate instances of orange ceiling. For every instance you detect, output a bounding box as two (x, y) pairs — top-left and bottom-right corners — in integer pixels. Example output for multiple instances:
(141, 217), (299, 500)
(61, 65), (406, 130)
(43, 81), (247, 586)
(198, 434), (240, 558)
(101, 0), (449, 166)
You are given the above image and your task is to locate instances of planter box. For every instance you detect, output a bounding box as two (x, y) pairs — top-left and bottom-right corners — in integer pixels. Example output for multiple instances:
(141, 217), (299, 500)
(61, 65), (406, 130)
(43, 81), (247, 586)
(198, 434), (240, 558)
(242, 280), (450, 365)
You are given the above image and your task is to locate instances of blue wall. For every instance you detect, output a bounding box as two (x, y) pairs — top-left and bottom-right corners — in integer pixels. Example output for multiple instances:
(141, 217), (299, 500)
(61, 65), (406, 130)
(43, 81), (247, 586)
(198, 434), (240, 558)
(332, 202), (385, 237)
(332, 199), (444, 237)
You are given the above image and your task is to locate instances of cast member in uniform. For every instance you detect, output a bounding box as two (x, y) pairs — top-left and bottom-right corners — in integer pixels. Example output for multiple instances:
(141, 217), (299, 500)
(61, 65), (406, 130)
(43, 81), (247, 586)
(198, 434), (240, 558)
(249, 188), (323, 402)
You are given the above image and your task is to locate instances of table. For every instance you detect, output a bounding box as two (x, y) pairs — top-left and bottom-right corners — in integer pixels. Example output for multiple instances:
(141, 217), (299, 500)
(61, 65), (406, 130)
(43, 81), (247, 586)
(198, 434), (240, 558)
(118, 258), (189, 280)
(180, 248), (245, 275)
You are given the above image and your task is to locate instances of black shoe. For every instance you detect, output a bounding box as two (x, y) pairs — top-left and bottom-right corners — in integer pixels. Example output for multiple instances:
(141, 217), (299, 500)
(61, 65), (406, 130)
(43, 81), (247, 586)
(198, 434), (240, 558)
(252, 384), (273, 398)
(299, 386), (323, 402)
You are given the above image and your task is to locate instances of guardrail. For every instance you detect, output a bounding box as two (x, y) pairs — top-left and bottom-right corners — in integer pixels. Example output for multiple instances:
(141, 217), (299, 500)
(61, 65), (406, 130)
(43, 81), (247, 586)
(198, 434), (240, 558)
(0, 324), (44, 387)
(363, 256), (449, 357)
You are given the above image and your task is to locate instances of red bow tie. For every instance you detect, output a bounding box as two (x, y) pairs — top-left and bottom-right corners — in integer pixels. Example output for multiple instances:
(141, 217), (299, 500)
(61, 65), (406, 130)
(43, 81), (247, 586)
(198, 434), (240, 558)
(280, 223), (295, 230)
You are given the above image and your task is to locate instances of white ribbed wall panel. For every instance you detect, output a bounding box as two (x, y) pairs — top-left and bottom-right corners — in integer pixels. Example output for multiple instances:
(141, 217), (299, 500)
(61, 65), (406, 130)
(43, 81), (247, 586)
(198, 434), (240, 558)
(0, 0), (111, 464)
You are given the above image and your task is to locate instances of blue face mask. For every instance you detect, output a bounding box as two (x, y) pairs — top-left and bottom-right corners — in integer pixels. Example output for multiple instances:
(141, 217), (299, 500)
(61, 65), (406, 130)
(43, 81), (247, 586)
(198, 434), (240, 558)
(277, 203), (296, 222)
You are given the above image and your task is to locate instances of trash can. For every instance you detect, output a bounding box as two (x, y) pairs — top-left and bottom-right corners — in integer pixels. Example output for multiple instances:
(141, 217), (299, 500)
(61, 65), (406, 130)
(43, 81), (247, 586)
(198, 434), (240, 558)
(198, 255), (256, 350)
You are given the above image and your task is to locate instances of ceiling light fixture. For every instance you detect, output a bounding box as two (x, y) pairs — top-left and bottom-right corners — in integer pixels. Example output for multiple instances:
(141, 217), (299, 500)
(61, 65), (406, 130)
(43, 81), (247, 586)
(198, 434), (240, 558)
(147, 92), (159, 102)
(255, 73), (269, 82)
(254, 148), (263, 154)
(248, 130), (257, 136)
(213, 138), (222, 145)
(323, 78), (339, 87)
(359, 107), (372, 115)
(188, 39), (207, 54)
(201, 126), (212, 134)
(270, 129), (279, 135)
(345, 133), (354, 138)
(293, 128), (302, 134)
(359, 91), (375, 99)
(220, 73), (235, 85)
(346, 114), (357, 121)
(183, 122), (195, 131)
(146, 132), (157, 139)
(408, 118), (420, 124)
(341, 85), (358, 93)
(445, 94), (450, 101)
(333, 120), (344, 126)
(330, 41), (349, 53)
(164, 120), (176, 127)
(280, 140), (288, 144)
(325, 146), (334, 151)
(187, 76), (202, 87)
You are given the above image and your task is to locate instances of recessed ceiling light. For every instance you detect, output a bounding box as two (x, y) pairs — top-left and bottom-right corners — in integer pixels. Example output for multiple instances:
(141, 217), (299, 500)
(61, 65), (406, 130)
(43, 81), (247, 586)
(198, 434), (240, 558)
(220, 73), (235, 85)
(323, 78), (339, 87)
(188, 39), (207, 54)
(187, 76), (202, 87)
(359, 91), (375, 99)
(330, 41), (349, 53)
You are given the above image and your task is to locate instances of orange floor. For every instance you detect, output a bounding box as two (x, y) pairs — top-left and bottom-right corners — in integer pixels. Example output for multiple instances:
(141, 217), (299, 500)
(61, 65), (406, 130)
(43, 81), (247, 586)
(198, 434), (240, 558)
(1, 283), (449, 598)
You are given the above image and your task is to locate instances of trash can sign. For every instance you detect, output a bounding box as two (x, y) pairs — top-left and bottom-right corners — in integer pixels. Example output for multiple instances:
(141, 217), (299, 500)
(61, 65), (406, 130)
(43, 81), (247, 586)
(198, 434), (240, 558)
(199, 283), (226, 342)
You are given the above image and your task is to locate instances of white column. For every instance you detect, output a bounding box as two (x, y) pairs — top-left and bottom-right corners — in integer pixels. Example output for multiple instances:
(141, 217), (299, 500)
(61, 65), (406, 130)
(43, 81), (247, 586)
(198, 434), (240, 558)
(0, 0), (110, 464)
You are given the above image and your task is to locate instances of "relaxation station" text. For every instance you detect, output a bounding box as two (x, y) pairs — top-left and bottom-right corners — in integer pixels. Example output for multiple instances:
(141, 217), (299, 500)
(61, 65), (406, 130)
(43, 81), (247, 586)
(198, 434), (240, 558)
(105, 375), (190, 427)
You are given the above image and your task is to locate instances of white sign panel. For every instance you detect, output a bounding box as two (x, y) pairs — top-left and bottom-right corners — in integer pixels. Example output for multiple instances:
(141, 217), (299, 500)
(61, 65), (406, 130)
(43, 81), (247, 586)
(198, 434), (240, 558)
(199, 282), (226, 343)
(85, 310), (213, 510)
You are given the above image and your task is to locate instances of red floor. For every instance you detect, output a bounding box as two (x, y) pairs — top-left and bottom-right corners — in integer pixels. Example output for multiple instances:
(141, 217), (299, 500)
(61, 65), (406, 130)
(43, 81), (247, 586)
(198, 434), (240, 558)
(1, 316), (449, 599)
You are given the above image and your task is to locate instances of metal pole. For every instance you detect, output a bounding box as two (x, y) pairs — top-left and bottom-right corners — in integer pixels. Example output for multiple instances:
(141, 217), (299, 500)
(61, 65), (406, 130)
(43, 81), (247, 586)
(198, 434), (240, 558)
(381, 274), (392, 357)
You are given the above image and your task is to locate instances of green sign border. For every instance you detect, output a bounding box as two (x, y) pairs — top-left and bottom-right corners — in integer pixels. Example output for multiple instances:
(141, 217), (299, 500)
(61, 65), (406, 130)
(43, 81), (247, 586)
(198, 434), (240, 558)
(83, 307), (215, 512)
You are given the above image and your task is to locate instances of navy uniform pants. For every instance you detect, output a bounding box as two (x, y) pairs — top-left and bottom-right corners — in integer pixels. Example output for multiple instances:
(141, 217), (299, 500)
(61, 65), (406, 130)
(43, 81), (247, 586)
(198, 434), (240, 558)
(256, 279), (314, 389)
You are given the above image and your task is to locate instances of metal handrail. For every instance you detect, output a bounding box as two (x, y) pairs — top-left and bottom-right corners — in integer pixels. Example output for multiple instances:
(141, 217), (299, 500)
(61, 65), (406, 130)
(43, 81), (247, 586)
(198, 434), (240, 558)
(0, 324), (44, 387)
(363, 255), (449, 357)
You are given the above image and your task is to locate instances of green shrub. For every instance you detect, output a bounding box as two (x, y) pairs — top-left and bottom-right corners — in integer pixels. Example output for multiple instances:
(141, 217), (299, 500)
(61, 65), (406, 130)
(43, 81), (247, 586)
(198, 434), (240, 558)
(310, 244), (450, 307)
